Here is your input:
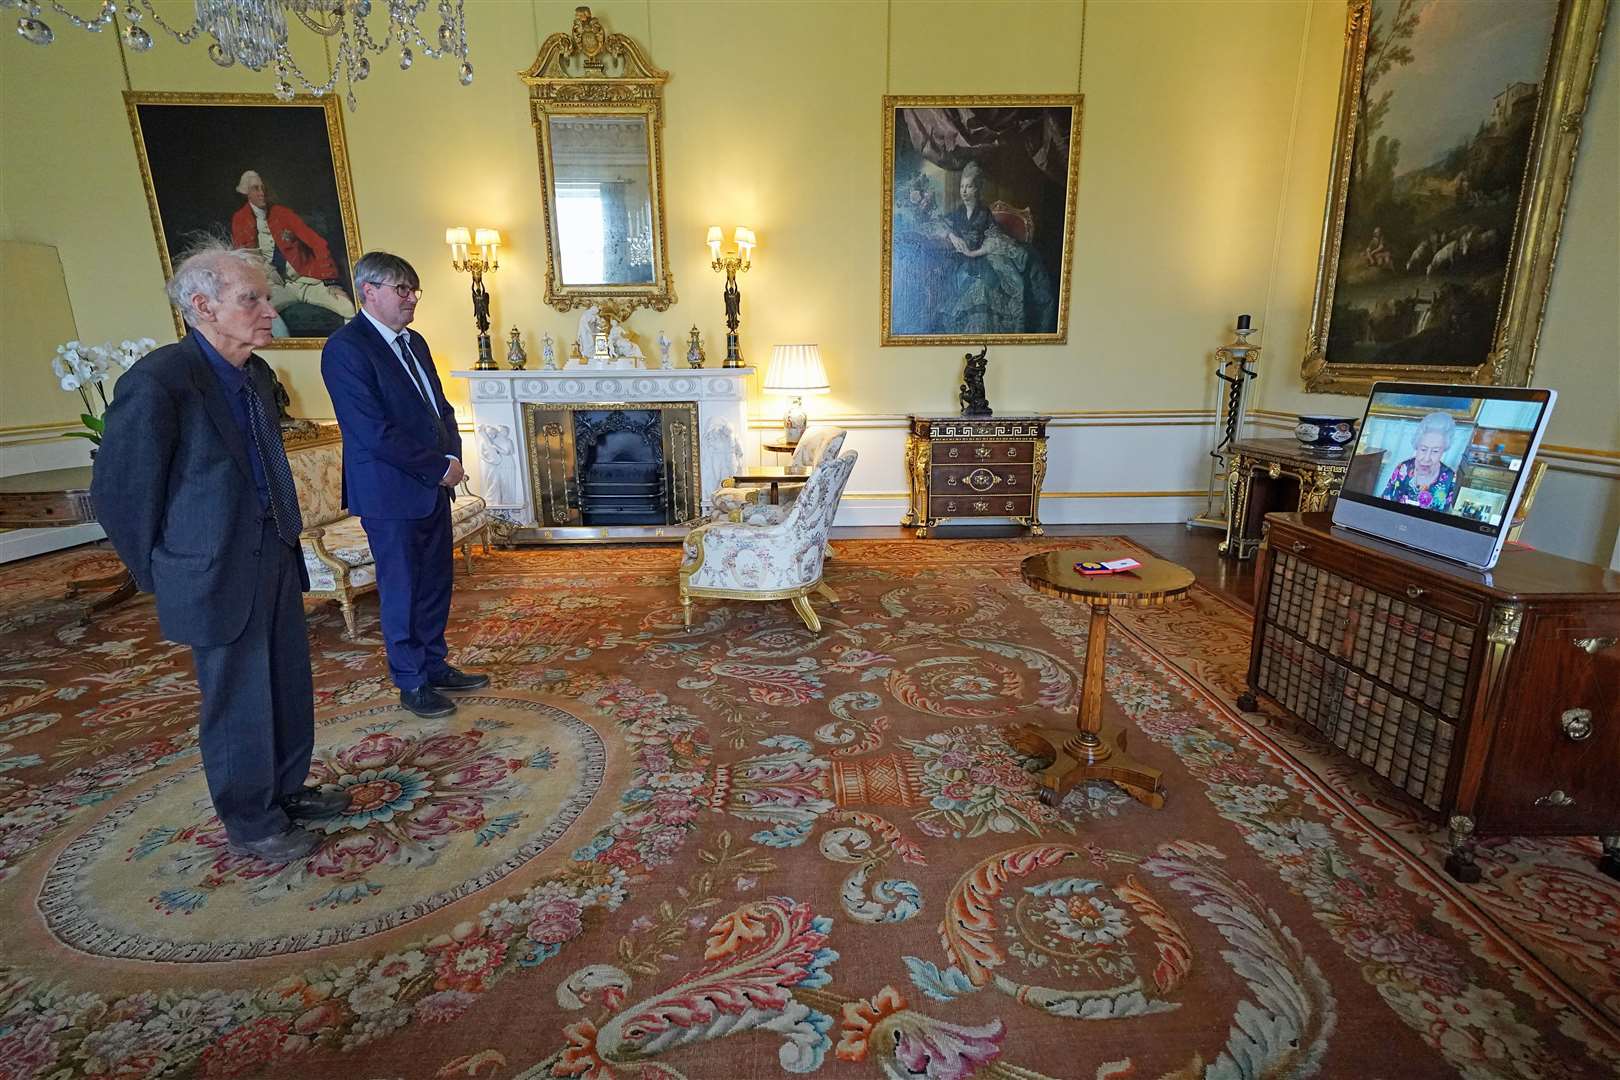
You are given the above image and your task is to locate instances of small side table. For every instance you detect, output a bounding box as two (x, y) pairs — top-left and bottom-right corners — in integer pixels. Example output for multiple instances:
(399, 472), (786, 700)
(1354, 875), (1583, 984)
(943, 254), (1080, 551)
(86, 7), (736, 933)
(1221, 438), (1370, 560)
(0, 465), (136, 611)
(1012, 549), (1194, 809)
(724, 464), (811, 504)
(762, 440), (799, 458)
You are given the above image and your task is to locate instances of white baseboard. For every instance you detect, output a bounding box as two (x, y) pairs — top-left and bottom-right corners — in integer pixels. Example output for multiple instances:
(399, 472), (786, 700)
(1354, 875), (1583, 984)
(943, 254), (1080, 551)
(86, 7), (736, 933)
(0, 522), (104, 563)
(834, 494), (1208, 528)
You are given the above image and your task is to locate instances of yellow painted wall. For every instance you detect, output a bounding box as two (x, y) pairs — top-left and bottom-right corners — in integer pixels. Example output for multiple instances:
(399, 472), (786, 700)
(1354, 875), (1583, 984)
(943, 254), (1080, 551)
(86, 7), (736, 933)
(2, 1), (1613, 478)
(2, 0), (1316, 426)
(0, 241), (82, 431)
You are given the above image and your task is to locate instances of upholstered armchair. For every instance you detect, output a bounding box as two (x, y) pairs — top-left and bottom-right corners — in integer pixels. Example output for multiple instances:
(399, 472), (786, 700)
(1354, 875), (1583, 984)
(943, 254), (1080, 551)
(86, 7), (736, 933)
(680, 449), (858, 633)
(708, 426), (846, 521)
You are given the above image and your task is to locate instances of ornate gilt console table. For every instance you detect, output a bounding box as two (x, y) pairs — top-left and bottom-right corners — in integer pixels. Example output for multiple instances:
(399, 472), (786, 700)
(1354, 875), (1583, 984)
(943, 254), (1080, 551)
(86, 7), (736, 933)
(1221, 437), (1374, 560)
(903, 415), (1048, 538)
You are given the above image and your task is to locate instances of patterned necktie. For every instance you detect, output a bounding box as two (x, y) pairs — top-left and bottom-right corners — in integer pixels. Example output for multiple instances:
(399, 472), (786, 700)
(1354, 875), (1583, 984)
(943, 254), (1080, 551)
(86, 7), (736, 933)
(396, 333), (433, 405)
(398, 333), (450, 449)
(242, 380), (304, 546)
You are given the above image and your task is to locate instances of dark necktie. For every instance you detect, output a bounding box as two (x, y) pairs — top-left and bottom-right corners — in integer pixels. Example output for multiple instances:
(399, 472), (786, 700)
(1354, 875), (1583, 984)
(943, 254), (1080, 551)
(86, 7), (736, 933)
(242, 380), (304, 546)
(398, 333), (450, 449)
(396, 334), (433, 405)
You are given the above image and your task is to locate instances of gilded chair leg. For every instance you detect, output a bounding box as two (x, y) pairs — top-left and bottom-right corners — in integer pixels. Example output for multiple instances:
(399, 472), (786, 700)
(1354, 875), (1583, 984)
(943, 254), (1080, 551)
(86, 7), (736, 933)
(462, 542), (473, 574)
(816, 583), (839, 604)
(338, 596), (358, 640)
(791, 594), (821, 633)
(681, 594), (693, 630)
(482, 527), (491, 556)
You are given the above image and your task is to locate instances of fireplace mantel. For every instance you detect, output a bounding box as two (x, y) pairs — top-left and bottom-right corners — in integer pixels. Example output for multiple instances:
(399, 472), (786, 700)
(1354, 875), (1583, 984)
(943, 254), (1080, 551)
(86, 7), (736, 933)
(452, 367), (753, 542)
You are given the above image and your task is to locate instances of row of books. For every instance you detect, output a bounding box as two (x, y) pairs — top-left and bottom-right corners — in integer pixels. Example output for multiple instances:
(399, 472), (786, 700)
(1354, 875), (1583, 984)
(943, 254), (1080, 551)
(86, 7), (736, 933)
(1266, 555), (1472, 719)
(1257, 623), (1455, 811)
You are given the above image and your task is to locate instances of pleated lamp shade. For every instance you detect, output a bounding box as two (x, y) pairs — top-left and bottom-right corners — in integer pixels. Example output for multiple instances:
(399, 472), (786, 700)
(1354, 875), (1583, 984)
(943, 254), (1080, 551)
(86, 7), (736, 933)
(763, 344), (831, 396)
(764, 345), (830, 444)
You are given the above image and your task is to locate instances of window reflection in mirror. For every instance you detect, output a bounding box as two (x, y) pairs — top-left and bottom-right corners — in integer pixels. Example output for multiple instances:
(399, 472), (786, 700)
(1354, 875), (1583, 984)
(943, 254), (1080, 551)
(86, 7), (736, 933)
(549, 115), (656, 286)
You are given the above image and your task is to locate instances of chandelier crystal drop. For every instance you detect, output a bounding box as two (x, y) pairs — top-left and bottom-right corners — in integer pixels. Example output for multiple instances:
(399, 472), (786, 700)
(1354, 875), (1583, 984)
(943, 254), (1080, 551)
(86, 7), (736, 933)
(7, 0), (471, 110)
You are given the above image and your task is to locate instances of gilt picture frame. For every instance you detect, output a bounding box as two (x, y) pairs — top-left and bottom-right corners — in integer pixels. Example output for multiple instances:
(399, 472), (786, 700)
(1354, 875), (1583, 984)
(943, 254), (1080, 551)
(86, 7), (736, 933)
(1300, 0), (1609, 395)
(882, 94), (1082, 346)
(125, 91), (363, 348)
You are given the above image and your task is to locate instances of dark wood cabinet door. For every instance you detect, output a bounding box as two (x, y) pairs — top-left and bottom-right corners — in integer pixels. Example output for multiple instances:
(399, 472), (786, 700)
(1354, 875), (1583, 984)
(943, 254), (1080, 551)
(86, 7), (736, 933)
(1474, 610), (1620, 832)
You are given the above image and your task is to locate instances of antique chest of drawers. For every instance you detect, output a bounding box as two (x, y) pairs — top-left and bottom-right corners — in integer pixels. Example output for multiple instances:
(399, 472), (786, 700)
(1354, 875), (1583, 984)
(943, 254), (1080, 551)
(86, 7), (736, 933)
(902, 415), (1049, 537)
(1242, 513), (1620, 883)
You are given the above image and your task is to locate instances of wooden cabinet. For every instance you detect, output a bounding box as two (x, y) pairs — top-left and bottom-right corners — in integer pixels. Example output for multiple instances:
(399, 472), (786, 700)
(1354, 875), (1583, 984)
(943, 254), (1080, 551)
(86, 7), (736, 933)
(903, 415), (1048, 537)
(1242, 513), (1620, 882)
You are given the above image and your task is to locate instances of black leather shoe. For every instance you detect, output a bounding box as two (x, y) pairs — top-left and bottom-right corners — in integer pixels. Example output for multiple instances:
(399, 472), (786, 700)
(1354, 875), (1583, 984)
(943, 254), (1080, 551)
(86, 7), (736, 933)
(281, 786), (350, 820)
(227, 827), (320, 863)
(428, 666), (490, 692)
(400, 685), (457, 718)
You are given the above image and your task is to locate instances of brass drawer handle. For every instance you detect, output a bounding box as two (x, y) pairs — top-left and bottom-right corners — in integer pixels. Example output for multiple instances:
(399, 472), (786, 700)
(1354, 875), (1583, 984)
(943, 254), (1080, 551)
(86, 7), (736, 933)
(1533, 789), (1575, 808)
(1004, 500), (1015, 511)
(1574, 636), (1617, 654)
(944, 501), (958, 513)
(1406, 585), (1426, 599)
(1007, 446), (1017, 458)
(948, 447), (960, 459)
(1290, 541), (1309, 554)
(1561, 708), (1593, 741)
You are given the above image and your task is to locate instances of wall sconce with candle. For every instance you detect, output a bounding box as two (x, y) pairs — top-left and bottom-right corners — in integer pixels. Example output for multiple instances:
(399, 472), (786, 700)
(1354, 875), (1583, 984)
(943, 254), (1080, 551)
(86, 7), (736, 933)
(446, 227), (501, 369)
(707, 225), (756, 368)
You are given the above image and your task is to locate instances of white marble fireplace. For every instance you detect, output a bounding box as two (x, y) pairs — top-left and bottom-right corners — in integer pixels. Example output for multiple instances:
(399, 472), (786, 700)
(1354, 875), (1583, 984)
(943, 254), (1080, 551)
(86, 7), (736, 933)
(451, 367), (750, 541)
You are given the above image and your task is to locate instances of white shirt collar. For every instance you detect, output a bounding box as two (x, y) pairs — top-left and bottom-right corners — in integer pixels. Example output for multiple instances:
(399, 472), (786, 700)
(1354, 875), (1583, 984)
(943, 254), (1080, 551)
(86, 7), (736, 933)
(361, 307), (408, 349)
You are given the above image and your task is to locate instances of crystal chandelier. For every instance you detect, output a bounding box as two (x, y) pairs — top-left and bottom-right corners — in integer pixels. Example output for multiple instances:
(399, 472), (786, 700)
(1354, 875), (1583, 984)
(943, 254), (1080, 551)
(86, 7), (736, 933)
(7, 1), (472, 110)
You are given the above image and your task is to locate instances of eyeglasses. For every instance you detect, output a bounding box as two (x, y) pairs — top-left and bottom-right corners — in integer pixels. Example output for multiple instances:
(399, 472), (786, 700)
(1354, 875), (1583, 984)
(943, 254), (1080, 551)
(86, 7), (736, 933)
(370, 282), (423, 300)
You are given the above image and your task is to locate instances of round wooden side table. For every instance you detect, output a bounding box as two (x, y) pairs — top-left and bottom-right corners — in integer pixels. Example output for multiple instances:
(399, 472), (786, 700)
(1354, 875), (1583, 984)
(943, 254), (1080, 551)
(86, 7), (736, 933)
(0, 465), (136, 611)
(762, 440), (799, 458)
(1013, 548), (1195, 810)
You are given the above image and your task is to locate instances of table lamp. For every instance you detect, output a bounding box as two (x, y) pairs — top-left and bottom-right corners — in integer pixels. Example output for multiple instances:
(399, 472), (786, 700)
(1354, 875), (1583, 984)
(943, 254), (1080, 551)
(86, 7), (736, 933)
(447, 226), (500, 369)
(763, 344), (830, 445)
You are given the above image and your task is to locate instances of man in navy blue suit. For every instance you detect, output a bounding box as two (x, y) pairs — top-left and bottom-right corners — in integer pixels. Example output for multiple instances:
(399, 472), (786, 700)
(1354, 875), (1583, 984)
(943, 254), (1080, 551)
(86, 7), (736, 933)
(94, 240), (347, 863)
(320, 251), (488, 717)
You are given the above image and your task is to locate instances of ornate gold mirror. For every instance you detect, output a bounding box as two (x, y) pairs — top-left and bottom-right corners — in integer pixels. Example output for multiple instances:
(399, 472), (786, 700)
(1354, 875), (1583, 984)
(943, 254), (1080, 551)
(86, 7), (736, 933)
(522, 6), (675, 313)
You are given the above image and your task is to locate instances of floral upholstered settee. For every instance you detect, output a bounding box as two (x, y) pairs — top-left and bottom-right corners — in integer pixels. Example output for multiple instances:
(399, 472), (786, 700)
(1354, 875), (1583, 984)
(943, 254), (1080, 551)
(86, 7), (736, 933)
(680, 449), (857, 633)
(285, 426), (490, 638)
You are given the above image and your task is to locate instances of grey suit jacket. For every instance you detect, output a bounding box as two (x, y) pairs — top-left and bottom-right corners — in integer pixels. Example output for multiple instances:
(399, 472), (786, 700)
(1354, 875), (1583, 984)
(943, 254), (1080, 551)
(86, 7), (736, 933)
(91, 335), (309, 647)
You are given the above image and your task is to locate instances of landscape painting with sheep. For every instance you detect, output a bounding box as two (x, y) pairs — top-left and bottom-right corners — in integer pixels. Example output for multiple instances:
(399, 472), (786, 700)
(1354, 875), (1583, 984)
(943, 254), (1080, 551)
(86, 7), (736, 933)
(1323, 0), (1558, 369)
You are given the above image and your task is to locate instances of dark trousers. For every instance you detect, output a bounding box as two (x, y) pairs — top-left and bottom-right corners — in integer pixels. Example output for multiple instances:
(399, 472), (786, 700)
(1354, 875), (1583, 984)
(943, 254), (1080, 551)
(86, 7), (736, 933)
(190, 519), (315, 843)
(362, 492), (453, 691)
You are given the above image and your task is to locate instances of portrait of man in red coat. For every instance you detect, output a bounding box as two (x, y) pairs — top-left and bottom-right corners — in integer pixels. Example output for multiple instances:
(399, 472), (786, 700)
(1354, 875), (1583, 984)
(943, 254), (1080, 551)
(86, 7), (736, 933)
(231, 169), (356, 336)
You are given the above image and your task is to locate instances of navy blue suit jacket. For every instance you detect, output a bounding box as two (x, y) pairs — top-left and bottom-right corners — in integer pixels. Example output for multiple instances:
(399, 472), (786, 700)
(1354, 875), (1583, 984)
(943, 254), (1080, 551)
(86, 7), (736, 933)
(320, 314), (461, 520)
(91, 335), (309, 646)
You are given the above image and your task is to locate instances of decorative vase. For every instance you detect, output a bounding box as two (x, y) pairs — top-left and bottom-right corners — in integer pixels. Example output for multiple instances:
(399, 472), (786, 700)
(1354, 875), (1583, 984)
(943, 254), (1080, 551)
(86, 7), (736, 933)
(1294, 415), (1359, 453)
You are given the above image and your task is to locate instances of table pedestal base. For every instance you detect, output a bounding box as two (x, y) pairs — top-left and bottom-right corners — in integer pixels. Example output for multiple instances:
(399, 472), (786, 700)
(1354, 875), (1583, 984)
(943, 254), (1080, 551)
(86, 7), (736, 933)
(1008, 720), (1167, 809)
(66, 568), (138, 613)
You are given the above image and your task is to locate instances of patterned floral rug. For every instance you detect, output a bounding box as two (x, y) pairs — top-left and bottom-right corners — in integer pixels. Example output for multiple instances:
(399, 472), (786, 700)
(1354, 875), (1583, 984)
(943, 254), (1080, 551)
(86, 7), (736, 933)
(1, 539), (1615, 1079)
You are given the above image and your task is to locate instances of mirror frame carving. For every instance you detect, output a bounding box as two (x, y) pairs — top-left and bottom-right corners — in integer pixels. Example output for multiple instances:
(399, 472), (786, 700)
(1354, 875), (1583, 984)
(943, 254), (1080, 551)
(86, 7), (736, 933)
(521, 6), (676, 314)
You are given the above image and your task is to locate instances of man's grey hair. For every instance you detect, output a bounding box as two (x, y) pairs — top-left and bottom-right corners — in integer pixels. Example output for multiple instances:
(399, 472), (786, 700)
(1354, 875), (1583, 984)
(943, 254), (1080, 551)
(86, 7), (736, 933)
(353, 251), (420, 292)
(235, 170), (262, 195)
(165, 238), (270, 327)
(1416, 411), (1457, 445)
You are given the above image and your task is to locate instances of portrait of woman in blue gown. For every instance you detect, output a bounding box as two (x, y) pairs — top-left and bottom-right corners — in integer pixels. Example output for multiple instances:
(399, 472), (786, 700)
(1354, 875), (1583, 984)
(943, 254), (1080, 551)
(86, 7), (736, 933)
(884, 98), (1079, 344)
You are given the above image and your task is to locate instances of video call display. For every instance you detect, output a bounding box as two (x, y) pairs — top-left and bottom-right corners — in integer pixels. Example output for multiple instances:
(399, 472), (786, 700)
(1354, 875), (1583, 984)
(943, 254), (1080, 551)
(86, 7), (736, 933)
(1341, 390), (1550, 536)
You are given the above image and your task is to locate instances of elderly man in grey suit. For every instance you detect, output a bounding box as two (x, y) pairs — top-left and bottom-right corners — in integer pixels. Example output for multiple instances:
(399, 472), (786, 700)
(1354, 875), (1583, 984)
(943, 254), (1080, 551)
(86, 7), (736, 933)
(92, 239), (346, 863)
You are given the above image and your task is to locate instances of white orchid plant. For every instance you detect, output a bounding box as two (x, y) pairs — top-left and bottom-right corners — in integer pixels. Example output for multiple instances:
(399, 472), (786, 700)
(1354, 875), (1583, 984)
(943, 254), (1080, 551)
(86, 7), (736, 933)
(53, 338), (156, 444)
